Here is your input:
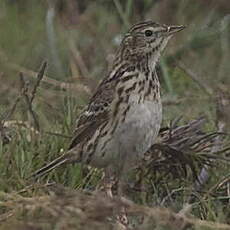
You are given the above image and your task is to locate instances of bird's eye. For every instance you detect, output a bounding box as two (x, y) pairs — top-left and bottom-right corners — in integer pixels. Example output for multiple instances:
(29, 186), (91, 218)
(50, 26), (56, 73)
(145, 30), (153, 37)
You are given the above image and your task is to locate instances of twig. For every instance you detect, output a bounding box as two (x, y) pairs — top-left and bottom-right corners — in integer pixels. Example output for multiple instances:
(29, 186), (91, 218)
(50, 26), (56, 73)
(68, 38), (90, 79)
(177, 61), (213, 96)
(0, 94), (21, 144)
(0, 95), (21, 124)
(0, 70), (34, 144)
(30, 61), (47, 104)
(113, 0), (130, 29)
(0, 210), (15, 222)
(2, 120), (71, 139)
(43, 131), (71, 139)
(0, 49), (91, 95)
(206, 175), (230, 198)
(18, 61), (46, 132)
(13, 64), (91, 95)
(20, 72), (40, 132)
(162, 98), (184, 106)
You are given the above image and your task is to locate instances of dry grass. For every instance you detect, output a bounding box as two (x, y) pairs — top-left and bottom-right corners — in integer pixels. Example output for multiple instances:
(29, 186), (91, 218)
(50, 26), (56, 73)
(0, 186), (230, 230)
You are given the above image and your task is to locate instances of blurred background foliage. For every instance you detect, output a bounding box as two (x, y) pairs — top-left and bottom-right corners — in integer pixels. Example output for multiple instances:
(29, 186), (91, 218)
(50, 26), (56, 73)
(0, 0), (229, 125)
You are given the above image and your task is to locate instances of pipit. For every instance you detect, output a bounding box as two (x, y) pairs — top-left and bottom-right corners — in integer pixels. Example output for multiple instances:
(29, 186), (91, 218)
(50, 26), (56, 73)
(32, 21), (185, 192)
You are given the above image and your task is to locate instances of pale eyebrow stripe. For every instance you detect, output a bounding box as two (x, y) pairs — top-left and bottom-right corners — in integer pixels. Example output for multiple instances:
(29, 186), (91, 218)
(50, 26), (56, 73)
(129, 21), (157, 32)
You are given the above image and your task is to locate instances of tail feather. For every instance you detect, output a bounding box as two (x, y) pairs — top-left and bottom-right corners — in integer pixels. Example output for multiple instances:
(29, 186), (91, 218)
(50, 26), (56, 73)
(30, 152), (77, 179)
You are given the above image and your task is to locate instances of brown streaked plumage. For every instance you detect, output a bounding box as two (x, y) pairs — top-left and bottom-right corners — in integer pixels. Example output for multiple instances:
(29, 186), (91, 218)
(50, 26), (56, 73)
(32, 21), (185, 181)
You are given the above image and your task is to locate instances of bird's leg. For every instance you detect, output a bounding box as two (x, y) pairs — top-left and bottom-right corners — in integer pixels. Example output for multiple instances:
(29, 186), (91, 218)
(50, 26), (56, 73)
(97, 157), (129, 227)
(103, 166), (117, 198)
(115, 155), (130, 227)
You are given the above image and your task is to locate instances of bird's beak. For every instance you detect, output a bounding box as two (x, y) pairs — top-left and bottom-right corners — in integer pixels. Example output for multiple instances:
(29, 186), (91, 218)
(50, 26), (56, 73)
(167, 25), (186, 35)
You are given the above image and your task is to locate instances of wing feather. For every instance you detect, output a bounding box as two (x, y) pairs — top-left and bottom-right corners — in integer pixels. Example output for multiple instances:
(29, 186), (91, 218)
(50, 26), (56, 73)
(68, 80), (115, 150)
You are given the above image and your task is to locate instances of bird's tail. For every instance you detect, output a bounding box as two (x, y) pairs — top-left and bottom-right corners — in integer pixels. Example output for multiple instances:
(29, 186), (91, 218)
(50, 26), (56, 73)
(30, 151), (78, 179)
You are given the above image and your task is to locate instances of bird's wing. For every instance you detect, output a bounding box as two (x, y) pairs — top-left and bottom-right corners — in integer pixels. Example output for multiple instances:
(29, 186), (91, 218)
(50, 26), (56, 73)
(68, 79), (115, 150)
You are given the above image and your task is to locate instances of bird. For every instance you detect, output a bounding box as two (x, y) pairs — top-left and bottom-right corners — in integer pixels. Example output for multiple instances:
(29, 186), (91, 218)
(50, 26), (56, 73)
(32, 21), (185, 191)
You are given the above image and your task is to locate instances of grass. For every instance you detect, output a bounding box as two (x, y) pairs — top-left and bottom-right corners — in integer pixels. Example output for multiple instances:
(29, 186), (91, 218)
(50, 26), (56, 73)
(0, 0), (229, 229)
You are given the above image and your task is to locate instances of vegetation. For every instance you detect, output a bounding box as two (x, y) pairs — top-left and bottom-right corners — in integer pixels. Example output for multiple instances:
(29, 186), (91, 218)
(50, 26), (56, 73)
(0, 0), (229, 229)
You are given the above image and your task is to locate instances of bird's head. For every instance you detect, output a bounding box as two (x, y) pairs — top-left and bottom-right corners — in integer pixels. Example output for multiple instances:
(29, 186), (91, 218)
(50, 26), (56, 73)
(120, 21), (185, 63)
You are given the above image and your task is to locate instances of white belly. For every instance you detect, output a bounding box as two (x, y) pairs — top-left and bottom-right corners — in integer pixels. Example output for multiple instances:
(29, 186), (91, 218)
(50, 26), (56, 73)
(106, 99), (161, 167)
(91, 99), (162, 169)
(117, 100), (162, 156)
